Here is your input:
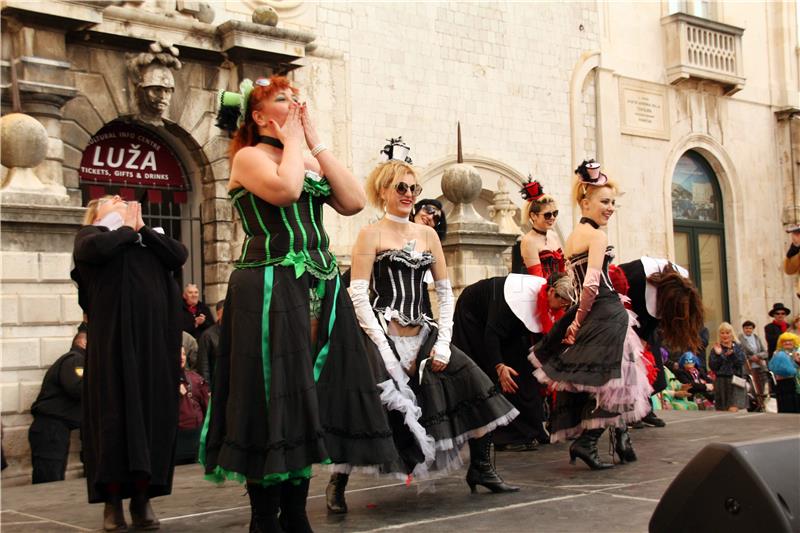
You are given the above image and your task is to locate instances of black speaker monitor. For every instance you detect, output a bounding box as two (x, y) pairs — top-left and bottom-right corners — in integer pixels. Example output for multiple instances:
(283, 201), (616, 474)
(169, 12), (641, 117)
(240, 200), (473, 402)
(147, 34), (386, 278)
(649, 435), (799, 533)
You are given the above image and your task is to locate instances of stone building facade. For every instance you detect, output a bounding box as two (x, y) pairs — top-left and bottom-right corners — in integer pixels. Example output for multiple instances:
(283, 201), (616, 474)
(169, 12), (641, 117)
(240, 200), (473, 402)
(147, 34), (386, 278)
(1, 0), (797, 484)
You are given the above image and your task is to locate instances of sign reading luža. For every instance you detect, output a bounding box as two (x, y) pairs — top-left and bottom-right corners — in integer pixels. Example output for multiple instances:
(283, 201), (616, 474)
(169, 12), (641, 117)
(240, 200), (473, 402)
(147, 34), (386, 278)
(79, 122), (186, 189)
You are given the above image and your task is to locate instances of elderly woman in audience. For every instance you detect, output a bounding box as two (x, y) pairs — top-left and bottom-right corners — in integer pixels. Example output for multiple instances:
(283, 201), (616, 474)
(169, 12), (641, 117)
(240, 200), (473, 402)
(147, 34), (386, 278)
(673, 352), (714, 409)
(768, 332), (800, 413)
(709, 323), (746, 412)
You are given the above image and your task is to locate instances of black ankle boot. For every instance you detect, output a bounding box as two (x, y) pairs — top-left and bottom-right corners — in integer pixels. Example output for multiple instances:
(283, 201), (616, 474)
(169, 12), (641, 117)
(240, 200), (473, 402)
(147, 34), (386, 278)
(129, 493), (159, 530)
(466, 434), (520, 494)
(642, 411), (666, 427)
(325, 473), (349, 514)
(278, 479), (313, 533)
(247, 483), (283, 533)
(569, 429), (613, 470)
(103, 495), (127, 532)
(613, 427), (637, 463)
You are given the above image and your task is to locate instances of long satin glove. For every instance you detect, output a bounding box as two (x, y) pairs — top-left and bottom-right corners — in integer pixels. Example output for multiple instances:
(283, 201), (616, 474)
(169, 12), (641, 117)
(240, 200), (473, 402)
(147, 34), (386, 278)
(349, 280), (408, 385)
(431, 279), (454, 365)
(564, 267), (601, 345)
(526, 263), (544, 277)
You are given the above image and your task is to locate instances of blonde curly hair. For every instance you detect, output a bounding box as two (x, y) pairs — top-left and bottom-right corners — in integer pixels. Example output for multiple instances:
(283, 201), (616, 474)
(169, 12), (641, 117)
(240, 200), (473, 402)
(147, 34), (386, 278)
(365, 160), (418, 209)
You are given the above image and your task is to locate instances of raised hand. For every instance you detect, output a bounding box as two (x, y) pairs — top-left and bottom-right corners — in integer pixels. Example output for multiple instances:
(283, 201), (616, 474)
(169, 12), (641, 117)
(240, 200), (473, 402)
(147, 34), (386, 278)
(123, 201), (139, 229)
(299, 103), (321, 150)
(268, 102), (304, 147)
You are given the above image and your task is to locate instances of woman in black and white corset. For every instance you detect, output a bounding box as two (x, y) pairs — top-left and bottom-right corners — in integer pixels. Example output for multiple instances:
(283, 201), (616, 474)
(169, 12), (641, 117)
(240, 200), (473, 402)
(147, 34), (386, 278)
(530, 160), (652, 470)
(325, 139), (519, 513)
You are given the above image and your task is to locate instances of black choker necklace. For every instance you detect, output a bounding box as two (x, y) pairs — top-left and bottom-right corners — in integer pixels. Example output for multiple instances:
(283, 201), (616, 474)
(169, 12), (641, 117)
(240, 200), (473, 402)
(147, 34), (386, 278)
(531, 225), (548, 244)
(259, 136), (284, 149)
(579, 217), (600, 229)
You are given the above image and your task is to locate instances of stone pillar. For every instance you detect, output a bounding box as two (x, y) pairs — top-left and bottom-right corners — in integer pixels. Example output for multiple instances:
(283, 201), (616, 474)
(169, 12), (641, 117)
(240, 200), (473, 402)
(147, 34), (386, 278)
(440, 162), (517, 296)
(488, 178), (521, 234)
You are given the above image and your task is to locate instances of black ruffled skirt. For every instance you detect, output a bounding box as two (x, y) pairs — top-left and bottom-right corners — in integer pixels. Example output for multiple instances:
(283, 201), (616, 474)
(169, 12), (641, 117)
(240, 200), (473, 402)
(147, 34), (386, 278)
(362, 322), (518, 477)
(200, 266), (397, 485)
(530, 288), (652, 442)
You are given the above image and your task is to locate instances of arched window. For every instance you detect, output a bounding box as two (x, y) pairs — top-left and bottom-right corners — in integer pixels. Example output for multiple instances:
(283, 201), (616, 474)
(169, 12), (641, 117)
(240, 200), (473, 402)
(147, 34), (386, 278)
(671, 150), (729, 335)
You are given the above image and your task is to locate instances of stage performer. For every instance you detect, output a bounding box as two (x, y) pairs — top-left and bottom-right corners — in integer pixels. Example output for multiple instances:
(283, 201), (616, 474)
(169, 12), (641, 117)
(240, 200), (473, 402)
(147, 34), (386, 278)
(529, 160), (653, 470)
(334, 139), (519, 510)
(72, 197), (188, 531)
(613, 257), (704, 427)
(201, 76), (397, 532)
(518, 179), (565, 278)
(453, 273), (573, 451)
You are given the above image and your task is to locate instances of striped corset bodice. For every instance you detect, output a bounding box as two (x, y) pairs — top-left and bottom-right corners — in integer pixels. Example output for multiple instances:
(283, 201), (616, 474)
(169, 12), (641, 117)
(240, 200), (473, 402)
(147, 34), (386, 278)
(371, 249), (434, 326)
(230, 171), (338, 280)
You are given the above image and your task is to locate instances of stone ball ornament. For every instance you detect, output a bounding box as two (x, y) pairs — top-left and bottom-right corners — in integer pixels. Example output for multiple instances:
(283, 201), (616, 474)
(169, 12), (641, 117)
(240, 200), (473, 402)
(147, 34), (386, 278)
(441, 163), (482, 205)
(1, 113), (48, 169)
(252, 5), (279, 26)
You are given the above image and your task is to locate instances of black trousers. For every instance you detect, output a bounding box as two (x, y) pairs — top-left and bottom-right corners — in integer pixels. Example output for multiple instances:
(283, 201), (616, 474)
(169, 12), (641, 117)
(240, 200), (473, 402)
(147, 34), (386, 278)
(28, 416), (72, 484)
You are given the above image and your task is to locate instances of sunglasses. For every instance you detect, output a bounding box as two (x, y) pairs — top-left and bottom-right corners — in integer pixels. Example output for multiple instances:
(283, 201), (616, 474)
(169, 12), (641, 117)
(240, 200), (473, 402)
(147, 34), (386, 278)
(540, 210), (559, 220)
(255, 78), (271, 87)
(394, 182), (422, 197)
(421, 205), (441, 220)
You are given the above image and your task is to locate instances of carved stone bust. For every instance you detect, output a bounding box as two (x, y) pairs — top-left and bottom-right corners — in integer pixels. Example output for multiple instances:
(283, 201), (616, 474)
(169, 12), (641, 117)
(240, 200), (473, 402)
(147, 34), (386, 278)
(127, 42), (182, 127)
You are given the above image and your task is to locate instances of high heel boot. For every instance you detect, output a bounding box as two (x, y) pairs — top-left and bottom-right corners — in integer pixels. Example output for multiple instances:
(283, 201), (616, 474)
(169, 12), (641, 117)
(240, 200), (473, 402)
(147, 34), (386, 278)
(613, 426), (637, 463)
(466, 433), (520, 494)
(325, 473), (349, 514)
(247, 483), (283, 533)
(569, 428), (613, 470)
(278, 479), (313, 533)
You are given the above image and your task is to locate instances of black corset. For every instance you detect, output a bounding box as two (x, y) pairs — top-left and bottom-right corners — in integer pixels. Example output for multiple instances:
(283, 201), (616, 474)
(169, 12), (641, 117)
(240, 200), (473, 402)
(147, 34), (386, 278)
(371, 249), (434, 326)
(568, 246), (616, 299)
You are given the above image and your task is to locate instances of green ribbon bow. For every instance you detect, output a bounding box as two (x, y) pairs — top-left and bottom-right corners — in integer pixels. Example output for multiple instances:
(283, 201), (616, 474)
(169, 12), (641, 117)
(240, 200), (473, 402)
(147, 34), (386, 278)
(280, 250), (308, 278)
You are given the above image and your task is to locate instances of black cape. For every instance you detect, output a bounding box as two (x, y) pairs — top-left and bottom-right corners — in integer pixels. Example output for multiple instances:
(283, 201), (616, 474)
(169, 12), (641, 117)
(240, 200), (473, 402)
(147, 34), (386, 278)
(452, 276), (547, 445)
(72, 225), (187, 503)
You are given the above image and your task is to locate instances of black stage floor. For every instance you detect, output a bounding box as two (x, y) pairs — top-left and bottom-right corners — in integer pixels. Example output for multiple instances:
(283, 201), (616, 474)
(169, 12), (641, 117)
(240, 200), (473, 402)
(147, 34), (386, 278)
(2, 411), (799, 532)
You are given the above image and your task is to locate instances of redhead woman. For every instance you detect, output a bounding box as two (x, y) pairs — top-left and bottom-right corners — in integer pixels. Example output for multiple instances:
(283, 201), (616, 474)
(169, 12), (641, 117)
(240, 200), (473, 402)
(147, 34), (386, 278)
(200, 76), (396, 532)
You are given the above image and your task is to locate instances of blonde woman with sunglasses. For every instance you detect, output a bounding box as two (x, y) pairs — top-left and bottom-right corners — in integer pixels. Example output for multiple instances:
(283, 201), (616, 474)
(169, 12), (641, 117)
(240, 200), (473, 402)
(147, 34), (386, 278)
(519, 180), (565, 279)
(328, 140), (520, 514)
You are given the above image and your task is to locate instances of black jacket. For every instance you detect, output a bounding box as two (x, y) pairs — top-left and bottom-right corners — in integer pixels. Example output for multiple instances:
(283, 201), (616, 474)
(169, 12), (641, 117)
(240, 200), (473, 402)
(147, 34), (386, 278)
(709, 342), (745, 377)
(180, 301), (215, 339)
(30, 347), (85, 428)
(197, 323), (220, 384)
(764, 322), (786, 357)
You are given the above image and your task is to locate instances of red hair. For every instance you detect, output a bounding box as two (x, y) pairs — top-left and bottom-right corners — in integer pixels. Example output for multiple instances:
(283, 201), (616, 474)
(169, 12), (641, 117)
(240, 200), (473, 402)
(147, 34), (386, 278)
(229, 75), (299, 160)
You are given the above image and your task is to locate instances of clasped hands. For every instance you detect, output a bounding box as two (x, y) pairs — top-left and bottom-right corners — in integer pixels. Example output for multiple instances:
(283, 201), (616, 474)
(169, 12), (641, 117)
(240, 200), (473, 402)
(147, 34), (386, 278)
(123, 201), (145, 231)
(266, 101), (321, 154)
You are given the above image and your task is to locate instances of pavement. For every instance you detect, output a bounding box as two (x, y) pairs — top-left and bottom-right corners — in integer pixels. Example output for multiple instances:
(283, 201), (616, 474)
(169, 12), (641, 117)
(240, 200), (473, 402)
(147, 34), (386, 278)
(2, 410), (799, 532)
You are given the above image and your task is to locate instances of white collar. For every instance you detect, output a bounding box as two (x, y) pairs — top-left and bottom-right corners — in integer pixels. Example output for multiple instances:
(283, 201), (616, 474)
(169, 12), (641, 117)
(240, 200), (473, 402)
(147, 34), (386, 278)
(384, 212), (411, 224)
(503, 274), (547, 333)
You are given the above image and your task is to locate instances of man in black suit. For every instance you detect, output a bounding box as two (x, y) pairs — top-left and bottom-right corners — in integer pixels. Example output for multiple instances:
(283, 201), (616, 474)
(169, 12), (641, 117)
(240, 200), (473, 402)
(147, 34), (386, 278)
(765, 303), (791, 357)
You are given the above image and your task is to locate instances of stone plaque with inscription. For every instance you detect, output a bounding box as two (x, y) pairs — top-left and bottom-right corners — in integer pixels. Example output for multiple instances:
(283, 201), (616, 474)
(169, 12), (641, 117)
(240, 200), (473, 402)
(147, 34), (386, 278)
(619, 78), (670, 140)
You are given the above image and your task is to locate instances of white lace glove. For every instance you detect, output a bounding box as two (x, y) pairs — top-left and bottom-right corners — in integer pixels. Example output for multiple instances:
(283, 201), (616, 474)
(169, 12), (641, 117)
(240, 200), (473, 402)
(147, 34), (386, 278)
(350, 279), (410, 386)
(432, 279), (454, 365)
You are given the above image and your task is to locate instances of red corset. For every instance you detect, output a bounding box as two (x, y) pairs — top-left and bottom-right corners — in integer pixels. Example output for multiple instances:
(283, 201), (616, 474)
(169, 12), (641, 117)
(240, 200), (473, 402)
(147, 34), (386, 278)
(538, 248), (565, 279)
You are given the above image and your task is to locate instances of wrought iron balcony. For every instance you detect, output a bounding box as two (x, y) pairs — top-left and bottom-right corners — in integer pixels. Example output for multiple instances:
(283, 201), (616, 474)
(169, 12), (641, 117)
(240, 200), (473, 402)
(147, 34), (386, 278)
(662, 12), (745, 95)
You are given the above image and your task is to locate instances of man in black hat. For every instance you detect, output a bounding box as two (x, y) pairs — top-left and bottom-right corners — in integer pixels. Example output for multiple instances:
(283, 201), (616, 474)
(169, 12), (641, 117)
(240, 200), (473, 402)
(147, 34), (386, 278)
(765, 303), (791, 356)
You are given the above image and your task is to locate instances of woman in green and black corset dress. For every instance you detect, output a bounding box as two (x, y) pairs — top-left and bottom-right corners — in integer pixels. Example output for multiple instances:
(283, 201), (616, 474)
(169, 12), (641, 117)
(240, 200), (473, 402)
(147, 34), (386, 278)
(201, 76), (397, 532)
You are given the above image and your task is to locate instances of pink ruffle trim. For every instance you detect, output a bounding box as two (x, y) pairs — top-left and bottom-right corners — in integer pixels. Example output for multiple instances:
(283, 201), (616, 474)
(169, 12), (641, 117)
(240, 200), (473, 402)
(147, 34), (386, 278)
(529, 307), (653, 443)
